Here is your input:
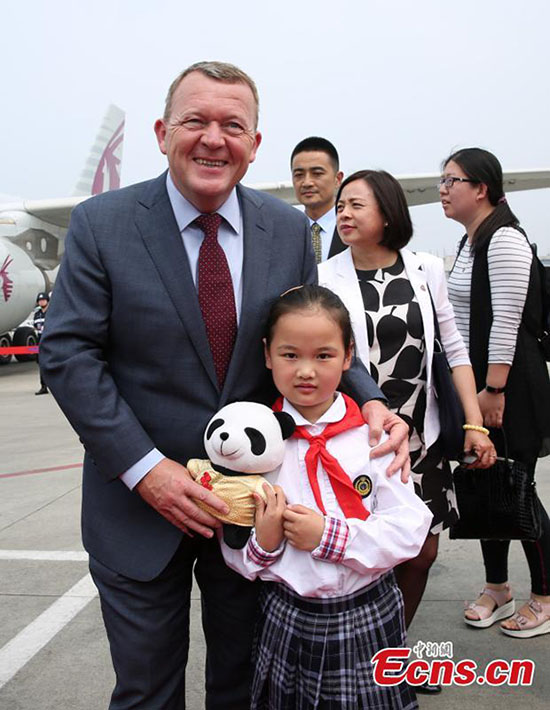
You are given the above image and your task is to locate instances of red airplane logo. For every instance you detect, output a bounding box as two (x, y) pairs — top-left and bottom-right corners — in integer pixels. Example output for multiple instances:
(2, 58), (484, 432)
(1, 255), (14, 302)
(91, 120), (124, 195)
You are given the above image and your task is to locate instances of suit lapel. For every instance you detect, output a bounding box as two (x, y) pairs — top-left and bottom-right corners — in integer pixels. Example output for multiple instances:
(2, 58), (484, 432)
(222, 185), (271, 396)
(135, 173), (218, 389)
(319, 249), (371, 370)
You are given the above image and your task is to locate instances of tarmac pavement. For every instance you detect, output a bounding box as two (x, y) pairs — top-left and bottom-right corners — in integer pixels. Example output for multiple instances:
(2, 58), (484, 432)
(1, 361), (548, 709)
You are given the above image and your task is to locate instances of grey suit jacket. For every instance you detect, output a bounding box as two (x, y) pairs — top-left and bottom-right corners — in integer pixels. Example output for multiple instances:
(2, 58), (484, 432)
(40, 173), (381, 580)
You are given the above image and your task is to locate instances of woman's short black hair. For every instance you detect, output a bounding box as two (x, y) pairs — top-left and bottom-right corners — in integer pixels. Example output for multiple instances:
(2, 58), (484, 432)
(335, 169), (413, 250)
(265, 284), (353, 352)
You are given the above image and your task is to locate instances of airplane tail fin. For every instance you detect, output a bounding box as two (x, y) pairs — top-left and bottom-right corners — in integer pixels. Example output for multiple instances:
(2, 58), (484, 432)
(73, 104), (125, 196)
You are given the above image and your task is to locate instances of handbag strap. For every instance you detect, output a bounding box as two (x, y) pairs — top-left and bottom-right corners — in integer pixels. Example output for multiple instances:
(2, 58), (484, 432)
(491, 427), (511, 469)
(426, 285), (444, 351)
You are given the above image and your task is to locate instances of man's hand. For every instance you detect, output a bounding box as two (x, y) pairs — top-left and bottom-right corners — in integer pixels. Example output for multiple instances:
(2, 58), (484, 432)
(361, 400), (410, 482)
(136, 458), (229, 537)
(253, 484), (287, 552)
(283, 505), (325, 551)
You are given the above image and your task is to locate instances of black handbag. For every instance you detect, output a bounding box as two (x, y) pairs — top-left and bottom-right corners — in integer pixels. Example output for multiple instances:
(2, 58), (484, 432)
(449, 433), (542, 541)
(428, 290), (465, 460)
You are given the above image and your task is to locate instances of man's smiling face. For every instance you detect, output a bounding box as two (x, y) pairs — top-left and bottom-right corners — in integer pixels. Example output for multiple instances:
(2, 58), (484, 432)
(155, 71), (262, 213)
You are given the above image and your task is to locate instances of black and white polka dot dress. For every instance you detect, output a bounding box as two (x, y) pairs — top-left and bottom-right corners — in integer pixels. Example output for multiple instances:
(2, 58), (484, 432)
(356, 254), (458, 534)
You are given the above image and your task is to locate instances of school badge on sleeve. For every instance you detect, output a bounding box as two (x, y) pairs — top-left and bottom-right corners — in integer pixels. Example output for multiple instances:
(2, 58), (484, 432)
(353, 474), (372, 498)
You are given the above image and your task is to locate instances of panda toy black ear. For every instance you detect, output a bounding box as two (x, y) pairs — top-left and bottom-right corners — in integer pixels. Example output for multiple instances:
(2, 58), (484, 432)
(273, 411), (296, 440)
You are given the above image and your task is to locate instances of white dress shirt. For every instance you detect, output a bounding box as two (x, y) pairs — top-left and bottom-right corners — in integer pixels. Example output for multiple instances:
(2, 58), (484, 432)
(221, 394), (432, 598)
(120, 174), (245, 489)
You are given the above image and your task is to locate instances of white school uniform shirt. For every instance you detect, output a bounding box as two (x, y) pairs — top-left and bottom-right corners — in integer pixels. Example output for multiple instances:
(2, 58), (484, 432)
(220, 394), (432, 598)
(318, 247), (471, 450)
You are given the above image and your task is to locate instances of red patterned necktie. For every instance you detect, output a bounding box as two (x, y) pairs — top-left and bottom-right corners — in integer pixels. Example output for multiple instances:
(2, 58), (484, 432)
(196, 213), (237, 387)
(273, 394), (369, 520)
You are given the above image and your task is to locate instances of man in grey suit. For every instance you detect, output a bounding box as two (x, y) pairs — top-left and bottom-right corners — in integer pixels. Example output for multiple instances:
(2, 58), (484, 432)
(40, 62), (408, 709)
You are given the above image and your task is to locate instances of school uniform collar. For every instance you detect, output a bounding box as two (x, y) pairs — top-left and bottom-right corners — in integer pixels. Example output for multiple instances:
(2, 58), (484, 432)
(281, 392), (346, 428)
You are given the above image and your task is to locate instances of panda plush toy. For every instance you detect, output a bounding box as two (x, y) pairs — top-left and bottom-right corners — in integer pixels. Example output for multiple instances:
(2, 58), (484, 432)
(187, 402), (295, 549)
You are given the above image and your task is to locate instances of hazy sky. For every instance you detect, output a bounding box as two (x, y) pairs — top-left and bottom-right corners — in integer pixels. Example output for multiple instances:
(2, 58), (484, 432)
(3, 0), (550, 254)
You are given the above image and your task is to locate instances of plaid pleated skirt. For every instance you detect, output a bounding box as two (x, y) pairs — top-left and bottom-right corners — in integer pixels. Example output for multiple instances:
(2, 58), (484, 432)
(251, 573), (417, 710)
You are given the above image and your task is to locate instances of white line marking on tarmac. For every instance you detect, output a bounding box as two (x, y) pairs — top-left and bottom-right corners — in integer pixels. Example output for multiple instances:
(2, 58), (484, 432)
(0, 573), (98, 689)
(0, 550), (88, 561)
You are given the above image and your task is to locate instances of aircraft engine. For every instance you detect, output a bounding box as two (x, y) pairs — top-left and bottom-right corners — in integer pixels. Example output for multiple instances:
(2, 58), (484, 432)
(0, 237), (46, 336)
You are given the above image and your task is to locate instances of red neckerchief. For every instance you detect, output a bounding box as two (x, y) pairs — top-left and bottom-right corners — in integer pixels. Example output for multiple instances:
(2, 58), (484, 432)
(273, 394), (369, 520)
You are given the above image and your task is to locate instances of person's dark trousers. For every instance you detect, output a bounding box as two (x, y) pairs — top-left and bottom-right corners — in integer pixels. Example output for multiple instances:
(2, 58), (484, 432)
(90, 535), (260, 710)
(36, 337), (48, 393)
(480, 457), (550, 596)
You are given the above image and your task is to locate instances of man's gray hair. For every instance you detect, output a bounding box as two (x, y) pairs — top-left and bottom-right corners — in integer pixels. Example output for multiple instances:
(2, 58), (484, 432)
(163, 61), (260, 127)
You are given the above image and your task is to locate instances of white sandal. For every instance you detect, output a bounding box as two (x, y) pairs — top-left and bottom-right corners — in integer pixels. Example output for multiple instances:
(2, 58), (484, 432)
(500, 598), (550, 638)
(464, 585), (515, 628)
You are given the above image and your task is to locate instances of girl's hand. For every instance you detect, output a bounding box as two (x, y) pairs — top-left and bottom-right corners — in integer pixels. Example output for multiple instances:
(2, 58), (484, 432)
(283, 505), (325, 551)
(477, 389), (505, 428)
(463, 429), (496, 469)
(253, 484), (286, 552)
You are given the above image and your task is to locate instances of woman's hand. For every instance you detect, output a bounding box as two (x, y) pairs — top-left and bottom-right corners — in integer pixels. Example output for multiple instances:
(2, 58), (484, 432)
(253, 484), (287, 552)
(283, 504), (325, 551)
(478, 389), (505, 428)
(463, 429), (496, 468)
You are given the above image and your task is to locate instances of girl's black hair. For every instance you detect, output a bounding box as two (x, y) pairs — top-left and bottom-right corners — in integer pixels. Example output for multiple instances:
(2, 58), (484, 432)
(442, 147), (521, 251)
(265, 284), (353, 351)
(335, 169), (413, 250)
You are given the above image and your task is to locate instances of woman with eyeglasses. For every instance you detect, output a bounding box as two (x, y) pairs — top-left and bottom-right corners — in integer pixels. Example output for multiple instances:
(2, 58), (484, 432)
(441, 147), (550, 638)
(319, 170), (494, 692)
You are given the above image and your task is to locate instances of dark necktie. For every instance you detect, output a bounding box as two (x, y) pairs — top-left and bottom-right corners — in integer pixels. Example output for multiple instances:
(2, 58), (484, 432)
(196, 213), (237, 387)
(311, 222), (322, 264)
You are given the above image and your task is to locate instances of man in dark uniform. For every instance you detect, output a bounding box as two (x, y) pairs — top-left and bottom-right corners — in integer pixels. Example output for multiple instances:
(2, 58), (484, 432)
(34, 291), (49, 395)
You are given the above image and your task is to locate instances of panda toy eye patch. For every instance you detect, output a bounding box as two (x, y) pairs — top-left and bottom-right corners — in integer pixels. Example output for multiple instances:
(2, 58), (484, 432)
(244, 427), (266, 456)
(205, 418), (224, 440)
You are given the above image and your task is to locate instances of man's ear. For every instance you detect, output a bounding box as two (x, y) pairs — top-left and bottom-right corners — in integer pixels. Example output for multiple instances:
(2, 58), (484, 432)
(335, 171), (344, 189)
(248, 132), (262, 165)
(273, 411), (296, 439)
(154, 119), (168, 155)
(263, 338), (272, 369)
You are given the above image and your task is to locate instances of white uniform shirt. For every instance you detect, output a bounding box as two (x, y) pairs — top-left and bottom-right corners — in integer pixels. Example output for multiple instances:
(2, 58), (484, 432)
(221, 394), (432, 598)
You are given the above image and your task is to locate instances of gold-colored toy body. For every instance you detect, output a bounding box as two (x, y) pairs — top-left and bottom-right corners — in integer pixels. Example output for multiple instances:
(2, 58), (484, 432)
(187, 459), (272, 526)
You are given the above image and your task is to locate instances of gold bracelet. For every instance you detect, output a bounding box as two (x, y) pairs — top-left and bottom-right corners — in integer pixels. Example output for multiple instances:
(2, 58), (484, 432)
(463, 424), (490, 435)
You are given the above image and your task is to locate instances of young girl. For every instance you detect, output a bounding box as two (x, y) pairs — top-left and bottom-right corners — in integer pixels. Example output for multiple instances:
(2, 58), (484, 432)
(221, 284), (432, 710)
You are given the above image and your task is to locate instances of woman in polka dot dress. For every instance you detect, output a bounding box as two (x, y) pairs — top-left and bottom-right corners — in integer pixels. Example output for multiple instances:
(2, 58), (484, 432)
(319, 169), (495, 641)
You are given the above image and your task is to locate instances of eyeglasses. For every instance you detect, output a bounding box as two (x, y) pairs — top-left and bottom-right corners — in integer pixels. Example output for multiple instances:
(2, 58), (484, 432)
(438, 176), (479, 189)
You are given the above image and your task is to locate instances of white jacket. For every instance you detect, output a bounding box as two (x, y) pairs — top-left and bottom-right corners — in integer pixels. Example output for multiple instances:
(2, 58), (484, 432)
(318, 247), (470, 449)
